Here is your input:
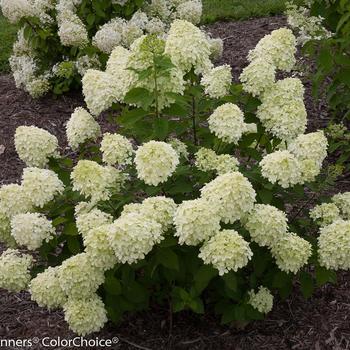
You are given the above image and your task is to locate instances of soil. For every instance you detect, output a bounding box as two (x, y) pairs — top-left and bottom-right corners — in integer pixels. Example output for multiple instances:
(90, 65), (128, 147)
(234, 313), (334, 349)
(0, 15), (349, 350)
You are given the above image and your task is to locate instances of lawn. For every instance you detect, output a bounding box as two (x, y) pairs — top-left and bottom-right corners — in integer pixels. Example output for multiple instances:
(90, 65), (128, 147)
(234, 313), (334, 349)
(0, 15), (17, 73)
(202, 0), (302, 23)
(0, 0), (298, 73)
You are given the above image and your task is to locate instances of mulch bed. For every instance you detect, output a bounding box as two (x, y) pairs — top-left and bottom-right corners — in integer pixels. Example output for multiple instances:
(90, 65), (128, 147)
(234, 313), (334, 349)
(0, 15), (349, 350)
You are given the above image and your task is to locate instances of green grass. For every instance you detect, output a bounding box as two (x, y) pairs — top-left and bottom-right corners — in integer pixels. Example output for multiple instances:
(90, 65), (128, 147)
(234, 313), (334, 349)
(202, 0), (302, 23)
(0, 15), (18, 73)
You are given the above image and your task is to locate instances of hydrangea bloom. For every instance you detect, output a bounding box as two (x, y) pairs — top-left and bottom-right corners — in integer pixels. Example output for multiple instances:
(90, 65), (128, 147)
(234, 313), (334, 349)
(310, 203), (340, 227)
(175, 0), (202, 25)
(84, 224), (117, 271)
(260, 150), (301, 188)
(141, 197), (177, 231)
(318, 220), (350, 270)
(248, 286), (274, 314)
(165, 19), (212, 74)
(271, 233), (312, 273)
(201, 172), (256, 224)
(66, 107), (101, 150)
(199, 230), (253, 275)
(208, 37), (223, 60)
(215, 154), (240, 175)
(71, 160), (125, 203)
(10, 213), (55, 250)
(92, 18), (124, 54)
(248, 28), (297, 72)
(0, 0), (32, 23)
(108, 213), (163, 264)
(239, 58), (276, 97)
(135, 141), (179, 186)
(21, 168), (65, 208)
(208, 103), (247, 144)
(0, 184), (32, 218)
(0, 213), (15, 247)
(58, 16), (89, 48)
(195, 148), (218, 172)
(0, 249), (33, 292)
(58, 253), (105, 299)
(76, 207), (113, 238)
(201, 65), (232, 99)
(174, 198), (220, 246)
(245, 204), (288, 247)
(82, 70), (119, 116)
(15, 126), (59, 167)
(29, 266), (66, 309)
(288, 131), (328, 182)
(100, 133), (134, 166)
(168, 138), (189, 160)
(257, 78), (307, 141)
(332, 192), (350, 220)
(63, 295), (107, 336)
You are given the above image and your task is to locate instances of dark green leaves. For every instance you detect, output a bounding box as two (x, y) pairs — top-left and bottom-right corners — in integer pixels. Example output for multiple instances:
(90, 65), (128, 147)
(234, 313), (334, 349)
(124, 88), (154, 110)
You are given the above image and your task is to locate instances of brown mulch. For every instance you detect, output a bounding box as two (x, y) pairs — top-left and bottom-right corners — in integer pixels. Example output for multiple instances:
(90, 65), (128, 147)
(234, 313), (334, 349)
(0, 15), (349, 350)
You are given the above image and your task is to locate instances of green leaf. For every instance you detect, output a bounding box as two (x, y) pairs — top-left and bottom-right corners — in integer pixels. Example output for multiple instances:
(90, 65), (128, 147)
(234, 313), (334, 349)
(315, 266), (337, 286)
(223, 272), (237, 291)
(52, 217), (69, 227)
(104, 275), (122, 296)
(257, 189), (273, 204)
(86, 13), (95, 25)
(189, 297), (204, 314)
(194, 265), (217, 294)
(63, 222), (78, 236)
(153, 118), (168, 140)
(124, 88), (154, 110)
(118, 108), (149, 127)
(156, 248), (179, 271)
(67, 236), (81, 254)
(300, 272), (314, 298)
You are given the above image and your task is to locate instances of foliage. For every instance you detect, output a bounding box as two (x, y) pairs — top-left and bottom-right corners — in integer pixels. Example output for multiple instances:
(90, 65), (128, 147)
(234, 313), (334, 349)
(0, 0), (204, 96)
(0, 14), (18, 72)
(0, 20), (348, 336)
(287, 0), (350, 121)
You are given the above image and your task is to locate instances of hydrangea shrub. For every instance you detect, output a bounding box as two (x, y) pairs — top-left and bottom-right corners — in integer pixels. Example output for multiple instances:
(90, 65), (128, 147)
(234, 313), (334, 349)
(0, 20), (349, 336)
(0, 0), (209, 97)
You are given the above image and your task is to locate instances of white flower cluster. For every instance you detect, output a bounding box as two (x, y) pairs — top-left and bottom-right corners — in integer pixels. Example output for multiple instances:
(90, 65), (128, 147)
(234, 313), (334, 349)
(310, 203), (340, 227)
(201, 65), (232, 98)
(257, 78), (307, 141)
(208, 103), (255, 144)
(66, 107), (101, 150)
(199, 230), (253, 276)
(318, 220), (350, 271)
(286, 2), (333, 45)
(164, 19), (212, 74)
(21, 167), (65, 208)
(248, 286), (274, 314)
(0, 249), (33, 292)
(108, 213), (163, 264)
(332, 192), (350, 220)
(195, 148), (239, 175)
(271, 233), (312, 273)
(174, 198), (220, 246)
(244, 204), (288, 247)
(76, 206), (113, 238)
(15, 126), (59, 167)
(101, 133), (134, 166)
(10, 213), (55, 250)
(248, 28), (297, 72)
(168, 138), (189, 160)
(260, 131), (328, 188)
(135, 141), (179, 186)
(71, 160), (125, 203)
(0, 0), (32, 23)
(201, 172), (256, 224)
(63, 295), (108, 336)
(29, 266), (67, 309)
